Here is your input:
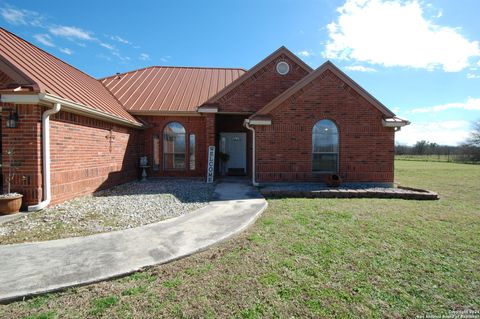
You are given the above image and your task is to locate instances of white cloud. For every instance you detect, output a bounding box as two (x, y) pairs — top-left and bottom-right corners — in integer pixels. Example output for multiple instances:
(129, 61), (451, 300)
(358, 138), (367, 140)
(33, 34), (54, 47)
(410, 97), (480, 113)
(110, 35), (131, 45)
(324, 0), (480, 72)
(0, 7), (26, 25)
(0, 6), (44, 26)
(112, 51), (130, 61)
(345, 65), (377, 72)
(298, 50), (313, 57)
(139, 53), (150, 61)
(396, 120), (471, 146)
(49, 26), (94, 41)
(160, 55), (171, 63)
(59, 48), (73, 55)
(97, 54), (112, 62)
(467, 73), (480, 79)
(100, 42), (115, 50)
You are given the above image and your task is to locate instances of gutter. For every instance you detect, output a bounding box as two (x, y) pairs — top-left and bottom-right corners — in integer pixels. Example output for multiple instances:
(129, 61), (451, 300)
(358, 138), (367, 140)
(1, 93), (143, 128)
(40, 93), (143, 128)
(243, 119), (259, 186)
(28, 103), (61, 211)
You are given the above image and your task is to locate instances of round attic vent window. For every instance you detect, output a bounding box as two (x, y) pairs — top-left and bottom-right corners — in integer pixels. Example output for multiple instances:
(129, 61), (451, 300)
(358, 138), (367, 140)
(276, 61), (290, 75)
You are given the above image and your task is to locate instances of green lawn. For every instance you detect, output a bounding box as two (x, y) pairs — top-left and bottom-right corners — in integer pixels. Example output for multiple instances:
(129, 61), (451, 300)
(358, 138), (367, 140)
(1, 161), (479, 318)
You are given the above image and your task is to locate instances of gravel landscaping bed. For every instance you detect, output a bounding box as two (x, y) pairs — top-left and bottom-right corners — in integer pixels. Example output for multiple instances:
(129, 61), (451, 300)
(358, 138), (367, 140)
(260, 183), (439, 200)
(0, 180), (215, 244)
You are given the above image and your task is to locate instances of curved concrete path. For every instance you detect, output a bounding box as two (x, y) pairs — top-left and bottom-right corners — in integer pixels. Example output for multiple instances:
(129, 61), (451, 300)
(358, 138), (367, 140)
(0, 182), (267, 302)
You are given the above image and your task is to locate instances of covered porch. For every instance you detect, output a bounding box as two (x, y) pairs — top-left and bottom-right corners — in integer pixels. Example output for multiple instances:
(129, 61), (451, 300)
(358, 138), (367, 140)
(213, 114), (253, 179)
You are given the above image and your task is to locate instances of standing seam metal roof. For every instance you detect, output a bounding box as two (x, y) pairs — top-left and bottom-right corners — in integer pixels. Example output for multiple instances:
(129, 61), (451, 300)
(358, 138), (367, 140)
(100, 66), (246, 112)
(0, 28), (140, 125)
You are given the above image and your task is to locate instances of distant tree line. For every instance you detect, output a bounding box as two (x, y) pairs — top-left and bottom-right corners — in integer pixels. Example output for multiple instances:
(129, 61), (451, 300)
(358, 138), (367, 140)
(395, 119), (480, 163)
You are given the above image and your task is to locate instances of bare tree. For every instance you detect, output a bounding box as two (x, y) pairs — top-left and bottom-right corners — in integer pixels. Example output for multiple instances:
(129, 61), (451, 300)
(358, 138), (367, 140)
(467, 119), (480, 146)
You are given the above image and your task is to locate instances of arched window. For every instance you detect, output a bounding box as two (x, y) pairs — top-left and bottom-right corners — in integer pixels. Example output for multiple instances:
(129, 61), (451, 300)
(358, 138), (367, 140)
(163, 122), (186, 170)
(312, 119), (339, 172)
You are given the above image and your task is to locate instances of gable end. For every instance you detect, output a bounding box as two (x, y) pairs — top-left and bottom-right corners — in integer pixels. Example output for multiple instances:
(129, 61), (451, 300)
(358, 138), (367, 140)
(253, 61), (396, 119)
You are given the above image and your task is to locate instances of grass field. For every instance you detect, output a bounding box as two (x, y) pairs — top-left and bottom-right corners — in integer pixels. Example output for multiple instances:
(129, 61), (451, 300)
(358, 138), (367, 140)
(1, 161), (479, 318)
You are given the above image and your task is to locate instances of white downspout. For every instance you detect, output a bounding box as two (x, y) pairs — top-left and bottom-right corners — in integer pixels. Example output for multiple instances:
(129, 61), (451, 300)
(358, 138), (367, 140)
(244, 120), (259, 186)
(28, 103), (62, 212)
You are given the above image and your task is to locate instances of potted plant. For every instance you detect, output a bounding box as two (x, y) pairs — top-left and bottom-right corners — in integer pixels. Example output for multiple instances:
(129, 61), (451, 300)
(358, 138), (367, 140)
(218, 152), (230, 176)
(0, 149), (23, 215)
(326, 173), (342, 187)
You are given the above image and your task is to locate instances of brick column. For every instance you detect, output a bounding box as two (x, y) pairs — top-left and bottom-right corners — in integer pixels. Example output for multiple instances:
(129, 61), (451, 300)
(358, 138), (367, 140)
(1, 103), (43, 206)
(205, 113), (216, 147)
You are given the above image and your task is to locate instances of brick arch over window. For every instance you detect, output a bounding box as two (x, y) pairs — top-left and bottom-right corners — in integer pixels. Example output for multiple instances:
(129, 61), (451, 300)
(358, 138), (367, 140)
(312, 119), (339, 172)
(163, 121), (186, 170)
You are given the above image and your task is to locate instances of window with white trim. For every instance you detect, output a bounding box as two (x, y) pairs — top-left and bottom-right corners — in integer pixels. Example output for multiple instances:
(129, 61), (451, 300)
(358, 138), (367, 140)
(163, 122), (186, 170)
(312, 119), (339, 172)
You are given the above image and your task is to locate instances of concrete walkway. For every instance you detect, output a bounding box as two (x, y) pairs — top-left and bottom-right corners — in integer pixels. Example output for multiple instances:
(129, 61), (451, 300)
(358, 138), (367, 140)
(0, 182), (267, 302)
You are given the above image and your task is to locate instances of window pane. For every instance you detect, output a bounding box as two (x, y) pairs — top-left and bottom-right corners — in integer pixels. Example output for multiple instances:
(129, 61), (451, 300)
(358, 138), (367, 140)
(312, 120), (338, 134)
(163, 153), (185, 169)
(313, 133), (338, 152)
(153, 135), (160, 170)
(163, 122), (186, 170)
(312, 120), (339, 172)
(189, 134), (195, 170)
(313, 154), (337, 172)
(173, 134), (186, 153)
(174, 154), (185, 169)
(165, 122), (186, 134)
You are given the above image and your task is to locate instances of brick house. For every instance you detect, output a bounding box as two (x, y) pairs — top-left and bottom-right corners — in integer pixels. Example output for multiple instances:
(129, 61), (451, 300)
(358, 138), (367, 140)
(0, 28), (408, 210)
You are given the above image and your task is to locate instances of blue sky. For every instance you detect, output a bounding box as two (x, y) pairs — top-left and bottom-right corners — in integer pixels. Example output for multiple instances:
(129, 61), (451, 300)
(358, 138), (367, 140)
(1, 0), (479, 145)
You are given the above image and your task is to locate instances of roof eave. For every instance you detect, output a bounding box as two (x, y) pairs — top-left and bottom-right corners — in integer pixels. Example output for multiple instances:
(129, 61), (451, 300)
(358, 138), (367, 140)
(245, 118), (272, 126)
(197, 105), (218, 113)
(128, 110), (201, 117)
(40, 93), (143, 128)
(1, 93), (143, 128)
(382, 117), (411, 127)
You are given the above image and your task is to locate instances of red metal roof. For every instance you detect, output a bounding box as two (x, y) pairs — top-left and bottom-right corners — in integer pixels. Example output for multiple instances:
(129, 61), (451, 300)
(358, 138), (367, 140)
(0, 28), (140, 125)
(100, 66), (245, 113)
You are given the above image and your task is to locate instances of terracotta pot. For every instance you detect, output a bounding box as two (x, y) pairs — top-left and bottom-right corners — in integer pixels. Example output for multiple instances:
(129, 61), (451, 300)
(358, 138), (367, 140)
(0, 194), (23, 215)
(326, 174), (342, 187)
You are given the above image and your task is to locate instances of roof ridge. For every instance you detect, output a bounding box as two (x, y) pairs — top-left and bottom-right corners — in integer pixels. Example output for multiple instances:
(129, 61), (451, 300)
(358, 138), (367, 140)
(99, 65), (247, 81)
(202, 46), (313, 105)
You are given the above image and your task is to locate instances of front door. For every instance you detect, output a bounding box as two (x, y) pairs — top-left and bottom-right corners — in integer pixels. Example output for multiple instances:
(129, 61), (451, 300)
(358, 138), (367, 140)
(219, 132), (246, 176)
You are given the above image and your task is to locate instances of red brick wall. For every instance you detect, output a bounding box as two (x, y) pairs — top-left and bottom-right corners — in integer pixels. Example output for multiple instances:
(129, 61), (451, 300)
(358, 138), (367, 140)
(139, 115), (207, 178)
(216, 54), (309, 114)
(1, 103), (43, 206)
(1, 104), (143, 207)
(49, 111), (143, 205)
(255, 69), (395, 183)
